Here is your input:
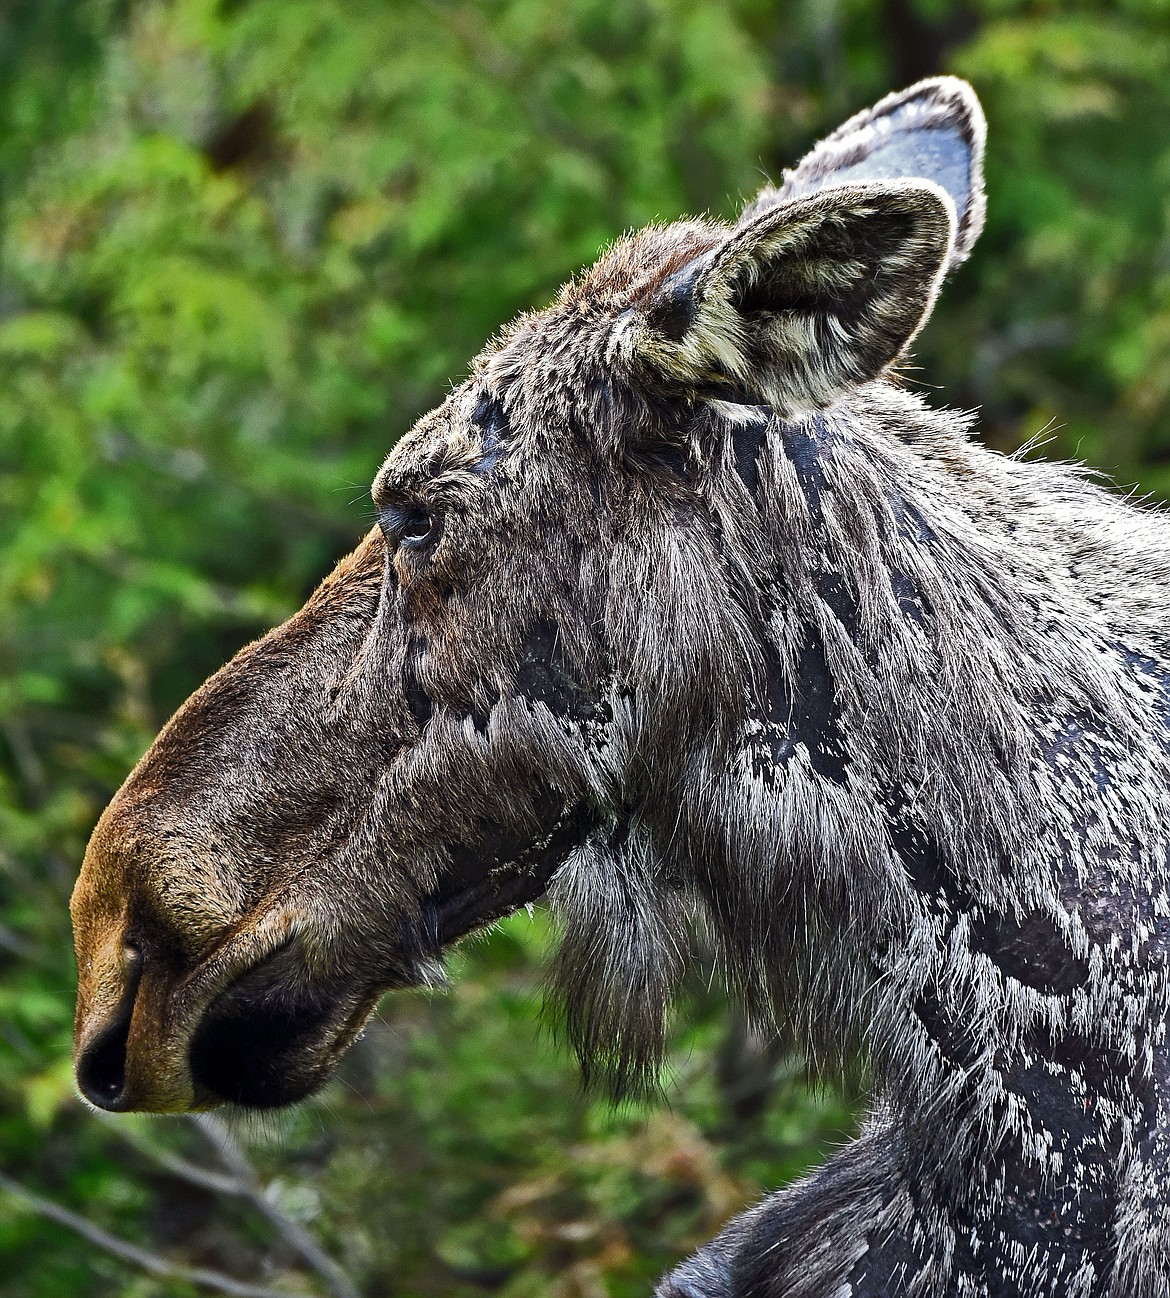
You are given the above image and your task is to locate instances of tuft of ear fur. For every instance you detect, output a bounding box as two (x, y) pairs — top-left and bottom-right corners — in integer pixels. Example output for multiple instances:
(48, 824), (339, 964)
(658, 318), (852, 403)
(744, 76), (986, 268)
(638, 181), (955, 415)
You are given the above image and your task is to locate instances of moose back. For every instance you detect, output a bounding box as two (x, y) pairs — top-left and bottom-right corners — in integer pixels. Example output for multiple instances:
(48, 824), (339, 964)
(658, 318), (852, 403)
(70, 78), (1170, 1298)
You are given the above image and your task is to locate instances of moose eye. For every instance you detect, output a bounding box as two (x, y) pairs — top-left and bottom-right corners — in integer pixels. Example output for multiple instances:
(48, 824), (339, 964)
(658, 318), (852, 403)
(379, 505), (438, 551)
(399, 509), (436, 547)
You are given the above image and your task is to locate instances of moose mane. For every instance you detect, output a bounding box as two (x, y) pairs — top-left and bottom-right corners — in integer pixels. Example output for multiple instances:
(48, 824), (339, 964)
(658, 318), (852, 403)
(547, 380), (1170, 1126)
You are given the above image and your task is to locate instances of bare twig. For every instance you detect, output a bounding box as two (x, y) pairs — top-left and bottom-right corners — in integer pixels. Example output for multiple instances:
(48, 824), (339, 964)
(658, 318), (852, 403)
(87, 1112), (361, 1298)
(0, 1170), (301, 1298)
(1, 716), (47, 803)
(0, 919), (39, 961)
(90, 1112), (243, 1198)
(194, 1115), (362, 1298)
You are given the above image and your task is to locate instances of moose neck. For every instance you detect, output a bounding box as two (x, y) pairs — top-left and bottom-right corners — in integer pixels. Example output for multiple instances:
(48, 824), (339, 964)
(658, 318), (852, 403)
(662, 384), (1170, 1233)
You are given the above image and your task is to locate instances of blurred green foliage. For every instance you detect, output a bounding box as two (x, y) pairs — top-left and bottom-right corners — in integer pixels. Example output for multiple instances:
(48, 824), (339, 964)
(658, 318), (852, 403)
(3, 0), (1170, 1294)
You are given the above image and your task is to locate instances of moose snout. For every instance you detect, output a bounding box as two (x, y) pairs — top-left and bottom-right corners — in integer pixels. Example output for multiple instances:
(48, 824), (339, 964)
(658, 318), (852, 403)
(73, 914), (348, 1113)
(72, 811), (379, 1113)
(71, 834), (320, 1112)
(71, 767), (335, 1112)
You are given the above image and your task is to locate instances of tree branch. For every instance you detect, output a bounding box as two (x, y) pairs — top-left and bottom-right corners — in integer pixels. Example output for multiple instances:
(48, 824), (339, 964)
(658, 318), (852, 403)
(194, 1115), (362, 1298)
(91, 1112), (244, 1198)
(0, 1170), (303, 1298)
(87, 1111), (362, 1298)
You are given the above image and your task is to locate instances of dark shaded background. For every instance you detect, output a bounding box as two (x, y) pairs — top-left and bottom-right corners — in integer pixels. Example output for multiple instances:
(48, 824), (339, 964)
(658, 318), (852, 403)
(3, 1), (1168, 1294)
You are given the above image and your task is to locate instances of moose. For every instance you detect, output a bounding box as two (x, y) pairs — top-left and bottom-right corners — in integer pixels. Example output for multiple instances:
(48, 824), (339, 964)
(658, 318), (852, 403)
(70, 77), (1170, 1296)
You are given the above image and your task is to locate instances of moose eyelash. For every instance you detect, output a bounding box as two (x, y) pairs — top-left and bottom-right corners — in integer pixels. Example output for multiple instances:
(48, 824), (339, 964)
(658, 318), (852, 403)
(378, 503), (439, 550)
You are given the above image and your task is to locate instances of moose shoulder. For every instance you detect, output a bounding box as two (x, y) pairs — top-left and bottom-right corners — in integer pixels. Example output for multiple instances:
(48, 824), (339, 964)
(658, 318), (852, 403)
(70, 78), (1170, 1298)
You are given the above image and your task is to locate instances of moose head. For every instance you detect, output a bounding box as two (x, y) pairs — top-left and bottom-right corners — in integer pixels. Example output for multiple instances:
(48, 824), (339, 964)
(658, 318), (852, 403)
(70, 79), (988, 1115)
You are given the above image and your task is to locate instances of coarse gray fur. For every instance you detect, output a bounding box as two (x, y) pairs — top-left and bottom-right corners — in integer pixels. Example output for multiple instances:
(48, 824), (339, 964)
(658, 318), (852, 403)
(69, 77), (1170, 1297)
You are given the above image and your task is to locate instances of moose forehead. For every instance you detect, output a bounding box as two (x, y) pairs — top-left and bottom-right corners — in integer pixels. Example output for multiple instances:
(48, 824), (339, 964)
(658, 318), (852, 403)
(372, 218), (730, 501)
(371, 393), (505, 507)
(551, 218), (726, 315)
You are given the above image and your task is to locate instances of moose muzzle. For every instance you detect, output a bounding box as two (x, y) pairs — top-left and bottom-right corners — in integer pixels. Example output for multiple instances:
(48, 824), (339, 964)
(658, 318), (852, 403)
(70, 797), (370, 1113)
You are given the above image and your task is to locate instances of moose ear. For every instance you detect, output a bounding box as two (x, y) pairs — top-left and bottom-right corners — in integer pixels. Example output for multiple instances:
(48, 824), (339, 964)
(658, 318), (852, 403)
(639, 181), (955, 414)
(744, 77), (985, 269)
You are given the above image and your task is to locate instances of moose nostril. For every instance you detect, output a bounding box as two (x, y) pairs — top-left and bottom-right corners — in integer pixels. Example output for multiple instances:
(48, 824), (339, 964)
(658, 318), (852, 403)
(77, 1015), (133, 1110)
(76, 945), (142, 1111)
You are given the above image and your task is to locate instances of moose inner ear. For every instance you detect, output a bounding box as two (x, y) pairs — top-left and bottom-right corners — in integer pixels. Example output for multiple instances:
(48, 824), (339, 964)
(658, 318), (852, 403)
(642, 180), (956, 415)
(744, 76), (986, 269)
